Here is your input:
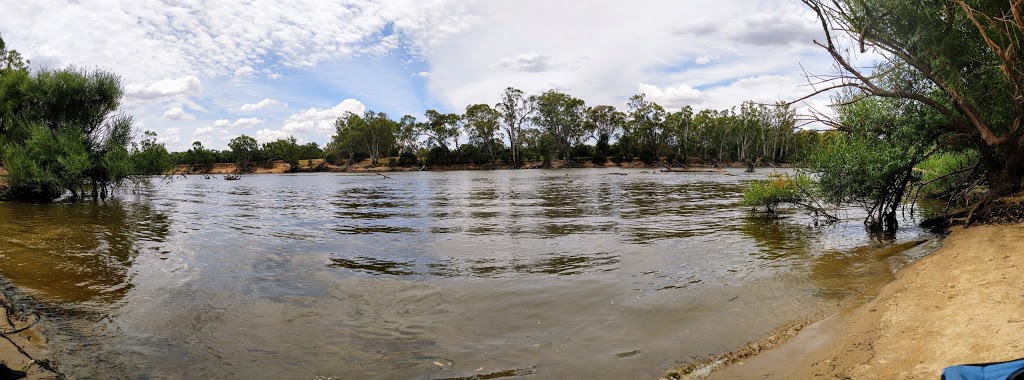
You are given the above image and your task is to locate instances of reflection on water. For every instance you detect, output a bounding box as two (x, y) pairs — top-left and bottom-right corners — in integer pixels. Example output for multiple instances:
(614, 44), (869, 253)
(0, 169), (936, 379)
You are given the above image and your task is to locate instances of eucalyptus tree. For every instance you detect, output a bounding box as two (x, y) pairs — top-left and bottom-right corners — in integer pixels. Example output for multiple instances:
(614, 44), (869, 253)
(361, 110), (398, 166)
(330, 112), (364, 164)
(626, 93), (667, 163)
(422, 109), (461, 152)
(534, 90), (589, 162)
(228, 134), (259, 170)
(664, 106), (694, 164)
(463, 103), (502, 163)
(396, 115), (421, 155)
(262, 137), (303, 171)
(768, 102), (797, 162)
(585, 105), (626, 163)
(495, 87), (536, 168)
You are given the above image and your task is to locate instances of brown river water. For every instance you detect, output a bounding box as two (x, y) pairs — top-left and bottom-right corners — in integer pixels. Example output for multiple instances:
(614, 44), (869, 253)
(0, 169), (938, 379)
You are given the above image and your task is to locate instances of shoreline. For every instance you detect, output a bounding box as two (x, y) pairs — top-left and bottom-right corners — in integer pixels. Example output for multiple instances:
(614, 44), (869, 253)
(703, 223), (1024, 379)
(0, 287), (55, 379)
(167, 159), (789, 176)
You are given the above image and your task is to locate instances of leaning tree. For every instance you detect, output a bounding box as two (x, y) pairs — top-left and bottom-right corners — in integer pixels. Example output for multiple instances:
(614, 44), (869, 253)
(800, 0), (1024, 197)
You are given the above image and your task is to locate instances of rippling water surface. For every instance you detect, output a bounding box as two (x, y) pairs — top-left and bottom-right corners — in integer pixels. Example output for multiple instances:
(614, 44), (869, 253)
(0, 169), (936, 379)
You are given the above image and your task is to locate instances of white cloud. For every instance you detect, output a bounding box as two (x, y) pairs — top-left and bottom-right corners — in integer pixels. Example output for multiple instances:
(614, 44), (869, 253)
(695, 54), (718, 65)
(213, 117), (266, 129)
(1, 0), (843, 150)
(193, 127), (214, 137)
(158, 128), (182, 146)
(125, 76), (202, 101)
(638, 83), (704, 109)
(234, 66), (256, 77)
(240, 98), (287, 112)
(281, 99), (366, 134)
(24, 44), (64, 70)
(491, 53), (579, 73)
(425, 0), (828, 113)
(255, 128), (294, 144)
(162, 106), (196, 121)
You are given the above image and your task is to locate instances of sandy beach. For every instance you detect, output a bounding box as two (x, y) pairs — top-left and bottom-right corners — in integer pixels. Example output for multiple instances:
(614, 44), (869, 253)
(706, 223), (1024, 379)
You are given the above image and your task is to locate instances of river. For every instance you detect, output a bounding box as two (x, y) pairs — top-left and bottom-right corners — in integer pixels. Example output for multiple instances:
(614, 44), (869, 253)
(0, 168), (937, 379)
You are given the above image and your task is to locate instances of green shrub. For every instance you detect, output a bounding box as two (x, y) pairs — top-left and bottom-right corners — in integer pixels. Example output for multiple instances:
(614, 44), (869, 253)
(915, 150), (976, 198)
(742, 173), (807, 213)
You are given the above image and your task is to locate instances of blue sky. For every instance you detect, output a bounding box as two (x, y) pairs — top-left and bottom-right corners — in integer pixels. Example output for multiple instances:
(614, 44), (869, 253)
(1, 0), (838, 152)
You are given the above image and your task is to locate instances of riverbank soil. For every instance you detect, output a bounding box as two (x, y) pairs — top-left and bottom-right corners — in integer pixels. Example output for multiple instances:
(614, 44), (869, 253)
(0, 294), (53, 379)
(707, 223), (1024, 379)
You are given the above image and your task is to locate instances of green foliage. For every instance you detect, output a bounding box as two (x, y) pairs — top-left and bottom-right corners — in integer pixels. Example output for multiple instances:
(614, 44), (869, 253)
(228, 134), (259, 169)
(534, 90), (588, 162)
(131, 131), (173, 176)
(915, 150), (978, 199)
(263, 137), (303, 171)
(0, 37), (146, 201)
(801, 92), (944, 232)
(742, 173), (808, 213)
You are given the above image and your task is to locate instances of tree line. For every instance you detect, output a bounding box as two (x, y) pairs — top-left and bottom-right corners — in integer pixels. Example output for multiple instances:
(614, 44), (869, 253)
(323, 88), (822, 169)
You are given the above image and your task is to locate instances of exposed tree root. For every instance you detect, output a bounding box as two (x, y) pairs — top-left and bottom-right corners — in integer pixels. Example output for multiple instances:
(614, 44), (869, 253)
(921, 194), (1024, 232)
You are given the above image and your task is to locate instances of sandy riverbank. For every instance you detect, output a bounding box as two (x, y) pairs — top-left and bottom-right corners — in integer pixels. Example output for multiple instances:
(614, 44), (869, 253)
(705, 223), (1024, 379)
(0, 290), (55, 379)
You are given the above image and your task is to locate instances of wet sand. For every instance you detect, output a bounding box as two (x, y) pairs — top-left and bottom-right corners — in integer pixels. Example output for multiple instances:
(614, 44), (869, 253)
(707, 223), (1024, 379)
(0, 292), (55, 379)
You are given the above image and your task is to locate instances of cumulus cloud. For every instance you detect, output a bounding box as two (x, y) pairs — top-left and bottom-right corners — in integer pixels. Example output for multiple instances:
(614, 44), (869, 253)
(267, 72), (282, 79)
(240, 98), (287, 112)
(125, 76), (202, 101)
(281, 99), (366, 134)
(158, 128), (182, 146)
(213, 118), (266, 129)
(255, 128), (294, 144)
(162, 106), (196, 121)
(193, 127), (214, 137)
(638, 83), (704, 109)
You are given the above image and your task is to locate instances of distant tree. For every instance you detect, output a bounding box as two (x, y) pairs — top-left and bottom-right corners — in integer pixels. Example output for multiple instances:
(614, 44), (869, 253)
(228, 134), (259, 171)
(329, 112), (366, 165)
(534, 90), (588, 162)
(463, 103), (502, 164)
(664, 105), (694, 163)
(361, 111), (398, 166)
(496, 87), (536, 168)
(131, 130), (174, 176)
(396, 115), (421, 155)
(262, 137), (302, 172)
(185, 141), (215, 170)
(422, 109), (460, 152)
(625, 94), (667, 164)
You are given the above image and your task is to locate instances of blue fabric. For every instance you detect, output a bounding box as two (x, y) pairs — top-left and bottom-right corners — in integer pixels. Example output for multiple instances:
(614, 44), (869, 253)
(943, 358), (1024, 380)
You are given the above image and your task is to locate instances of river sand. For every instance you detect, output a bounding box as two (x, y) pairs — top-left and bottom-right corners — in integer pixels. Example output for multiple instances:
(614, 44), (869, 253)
(707, 223), (1024, 379)
(0, 292), (54, 379)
